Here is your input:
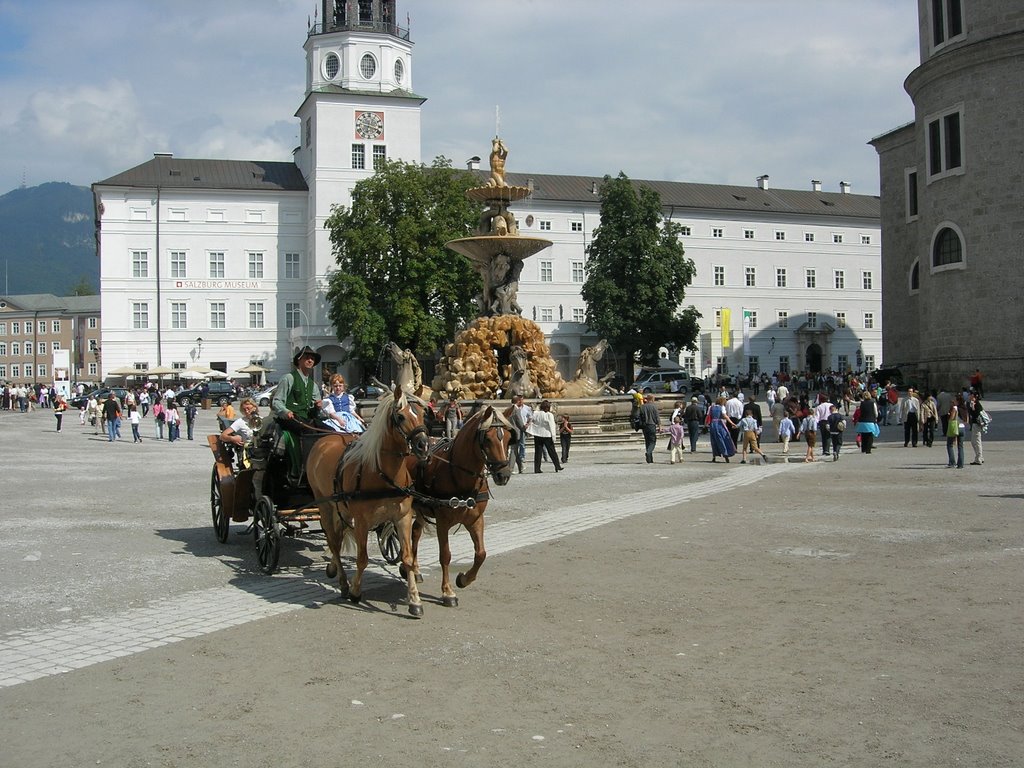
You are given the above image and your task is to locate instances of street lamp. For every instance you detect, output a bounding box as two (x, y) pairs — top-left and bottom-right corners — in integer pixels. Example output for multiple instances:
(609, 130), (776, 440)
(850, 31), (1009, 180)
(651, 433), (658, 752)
(195, 337), (203, 357)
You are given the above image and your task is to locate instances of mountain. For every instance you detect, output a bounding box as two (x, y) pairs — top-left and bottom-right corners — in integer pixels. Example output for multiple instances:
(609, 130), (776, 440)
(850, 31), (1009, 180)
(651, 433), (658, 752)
(0, 182), (97, 296)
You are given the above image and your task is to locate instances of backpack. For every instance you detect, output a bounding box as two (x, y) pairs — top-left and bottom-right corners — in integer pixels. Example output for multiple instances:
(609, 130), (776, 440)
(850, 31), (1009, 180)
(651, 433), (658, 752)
(977, 409), (991, 432)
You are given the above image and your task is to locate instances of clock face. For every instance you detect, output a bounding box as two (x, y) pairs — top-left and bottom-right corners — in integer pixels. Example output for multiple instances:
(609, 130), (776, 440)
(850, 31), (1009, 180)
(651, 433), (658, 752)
(355, 111), (384, 140)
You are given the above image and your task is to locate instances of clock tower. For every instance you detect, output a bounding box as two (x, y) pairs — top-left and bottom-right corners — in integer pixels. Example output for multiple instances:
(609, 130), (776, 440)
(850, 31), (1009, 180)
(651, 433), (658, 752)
(295, 1), (424, 336)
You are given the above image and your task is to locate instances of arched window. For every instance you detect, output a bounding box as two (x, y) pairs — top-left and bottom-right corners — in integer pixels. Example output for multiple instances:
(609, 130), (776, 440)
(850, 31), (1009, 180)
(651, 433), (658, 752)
(909, 260), (920, 293)
(933, 227), (962, 267)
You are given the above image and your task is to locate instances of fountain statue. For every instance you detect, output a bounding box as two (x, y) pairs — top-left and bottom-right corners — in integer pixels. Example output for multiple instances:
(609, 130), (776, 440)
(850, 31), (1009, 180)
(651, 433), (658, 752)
(434, 137), (568, 399)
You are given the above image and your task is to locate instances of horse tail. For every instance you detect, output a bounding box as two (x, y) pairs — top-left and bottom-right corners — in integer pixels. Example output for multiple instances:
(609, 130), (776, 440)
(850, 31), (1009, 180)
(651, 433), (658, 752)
(340, 525), (357, 555)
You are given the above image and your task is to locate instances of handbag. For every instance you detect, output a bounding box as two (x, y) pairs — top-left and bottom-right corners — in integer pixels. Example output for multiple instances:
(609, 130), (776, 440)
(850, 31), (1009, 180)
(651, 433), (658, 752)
(946, 418), (959, 438)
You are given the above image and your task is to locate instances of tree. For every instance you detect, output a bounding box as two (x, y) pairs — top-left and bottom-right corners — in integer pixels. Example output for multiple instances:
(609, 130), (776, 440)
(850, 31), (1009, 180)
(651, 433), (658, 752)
(324, 158), (482, 365)
(67, 277), (96, 296)
(581, 172), (700, 366)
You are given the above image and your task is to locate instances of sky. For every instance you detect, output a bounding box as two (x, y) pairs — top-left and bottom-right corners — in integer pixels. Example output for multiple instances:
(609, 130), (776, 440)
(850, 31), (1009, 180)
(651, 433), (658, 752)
(0, 0), (920, 198)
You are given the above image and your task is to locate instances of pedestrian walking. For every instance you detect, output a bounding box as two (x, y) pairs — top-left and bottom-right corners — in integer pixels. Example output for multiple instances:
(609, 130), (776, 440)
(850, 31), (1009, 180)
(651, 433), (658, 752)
(638, 393), (661, 464)
(826, 404), (846, 460)
(967, 392), (986, 465)
(185, 401), (197, 441)
(797, 411), (818, 462)
(53, 394), (68, 432)
(683, 396), (703, 453)
(738, 408), (768, 464)
(509, 395), (532, 474)
(129, 405), (143, 443)
(668, 415), (685, 464)
(558, 413), (573, 463)
(527, 400), (563, 473)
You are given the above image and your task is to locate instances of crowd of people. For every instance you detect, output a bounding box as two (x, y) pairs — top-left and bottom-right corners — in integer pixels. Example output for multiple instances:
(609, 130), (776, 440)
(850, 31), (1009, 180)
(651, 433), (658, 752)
(629, 369), (991, 469)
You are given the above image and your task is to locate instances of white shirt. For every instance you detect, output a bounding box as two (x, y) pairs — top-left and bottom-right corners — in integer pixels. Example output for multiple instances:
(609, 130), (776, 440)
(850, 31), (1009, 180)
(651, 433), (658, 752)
(528, 410), (556, 438)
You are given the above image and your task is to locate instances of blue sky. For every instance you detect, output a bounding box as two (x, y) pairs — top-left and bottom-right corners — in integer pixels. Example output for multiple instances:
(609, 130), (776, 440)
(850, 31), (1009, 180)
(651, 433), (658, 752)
(0, 0), (919, 196)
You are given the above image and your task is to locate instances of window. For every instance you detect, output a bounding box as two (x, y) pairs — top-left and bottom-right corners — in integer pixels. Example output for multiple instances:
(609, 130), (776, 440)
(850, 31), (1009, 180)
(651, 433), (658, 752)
(324, 51), (340, 80)
(805, 269), (816, 288)
(248, 252), (264, 278)
(931, 0), (964, 49)
(805, 232), (815, 242)
(359, 53), (376, 79)
(865, 355), (875, 371)
(284, 252), (301, 279)
(716, 356), (728, 375)
(571, 261), (584, 283)
(248, 302), (265, 329)
(210, 302), (226, 329)
(12, 322), (19, 334)
(538, 260), (553, 282)
(776, 268), (787, 288)
(748, 356), (760, 375)
(910, 260), (920, 292)
(712, 227), (723, 238)
(285, 303), (301, 329)
(834, 270), (845, 290)
(539, 220), (551, 231)
(88, 317), (98, 329)
(679, 226), (691, 236)
(864, 312), (875, 329)
(838, 354), (849, 371)
(927, 108), (963, 178)
(836, 312), (847, 328)
(714, 309), (722, 328)
(168, 208), (186, 222)
(171, 302), (187, 329)
(570, 221), (583, 233)
(51, 341), (60, 352)
(23, 341), (31, 355)
(933, 226), (966, 270)
(745, 267), (756, 287)
(539, 308), (553, 322)
(10, 364), (19, 378)
(0, 343), (5, 355)
(52, 320), (61, 333)
(775, 230), (786, 241)
(352, 144), (365, 169)
(861, 235), (871, 245)
(245, 210), (263, 224)
(746, 311), (758, 329)
(38, 320), (46, 333)
(806, 311), (818, 328)
(744, 229), (754, 239)
(372, 145), (387, 170)
(88, 362), (97, 376)
(777, 311), (789, 328)
(132, 250), (149, 278)
(170, 251), (187, 278)
(36, 364), (46, 378)
(0, 365), (4, 378)
(0, 323), (5, 335)
(132, 302), (149, 329)
(714, 266), (725, 286)
(832, 233), (844, 244)
(572, 308), (586, 323)
(906, 169), (919, 220)
(209, 252), (225, 278)
(862, 271), (873, 290)
(305, 117), (312, 147)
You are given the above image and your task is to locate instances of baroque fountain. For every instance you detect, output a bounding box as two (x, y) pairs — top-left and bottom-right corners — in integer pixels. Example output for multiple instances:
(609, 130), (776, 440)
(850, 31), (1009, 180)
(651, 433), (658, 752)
(430, 137), (612, 401)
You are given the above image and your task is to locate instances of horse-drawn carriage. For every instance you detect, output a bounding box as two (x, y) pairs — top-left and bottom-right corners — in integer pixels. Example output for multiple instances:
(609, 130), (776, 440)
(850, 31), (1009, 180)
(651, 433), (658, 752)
(207, 423), (402, 575)
(207, 386), (518, 617)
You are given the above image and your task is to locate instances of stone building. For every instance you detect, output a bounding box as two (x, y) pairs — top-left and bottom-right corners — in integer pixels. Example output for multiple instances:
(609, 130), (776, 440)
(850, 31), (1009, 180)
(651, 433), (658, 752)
(871, 0), (1024, 391)
(0, 294), (101, 385)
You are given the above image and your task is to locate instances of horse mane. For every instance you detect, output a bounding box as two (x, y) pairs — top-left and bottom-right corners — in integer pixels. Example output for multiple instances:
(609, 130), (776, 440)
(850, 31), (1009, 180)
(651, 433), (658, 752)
(343, 390), (405, 474)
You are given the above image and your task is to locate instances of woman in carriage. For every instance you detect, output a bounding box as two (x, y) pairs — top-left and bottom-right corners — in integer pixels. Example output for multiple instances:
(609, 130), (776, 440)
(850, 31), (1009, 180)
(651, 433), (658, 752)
(321, 373), (366, 434)
(219, 397), (263, 468)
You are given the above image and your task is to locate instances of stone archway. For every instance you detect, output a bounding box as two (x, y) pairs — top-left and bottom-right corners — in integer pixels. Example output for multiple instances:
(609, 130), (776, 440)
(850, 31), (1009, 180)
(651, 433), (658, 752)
(805, 343), (823, 373)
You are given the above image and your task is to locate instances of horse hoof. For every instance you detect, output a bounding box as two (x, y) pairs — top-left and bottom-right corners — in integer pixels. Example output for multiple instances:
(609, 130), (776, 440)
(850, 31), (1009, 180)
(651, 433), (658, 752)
(455, 573), (468, 589)
(326, 562), (337, 579)
(347, 593), (361, 605)
(399, 563), (407, 579)
(408, 603), (424, 618)
(415, 572), (423, 584)
(442, 595), (459, 608)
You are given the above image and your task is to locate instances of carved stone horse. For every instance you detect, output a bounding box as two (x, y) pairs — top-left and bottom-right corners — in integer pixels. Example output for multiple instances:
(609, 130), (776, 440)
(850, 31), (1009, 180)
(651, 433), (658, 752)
(405, 406), (515, 606)
(563, 339), (615, 398)
(506, 345), (540, 399)
(306, 386), (430, 617)
(382, 341), (432, 400)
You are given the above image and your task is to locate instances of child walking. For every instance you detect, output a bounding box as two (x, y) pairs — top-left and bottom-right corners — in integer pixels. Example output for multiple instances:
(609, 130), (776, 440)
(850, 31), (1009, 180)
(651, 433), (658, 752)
(129, 404), (143, 443)
(826, 404), (846, 461)
(798, 411), (818, 462)
(738, 408), (769, 464)
(668, 415), (685, 464)
(778, 413), (796, 454)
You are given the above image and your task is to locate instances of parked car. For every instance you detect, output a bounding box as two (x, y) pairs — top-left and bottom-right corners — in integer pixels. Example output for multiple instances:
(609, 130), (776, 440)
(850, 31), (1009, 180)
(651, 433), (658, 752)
(253, 385), (277, 407)
(352, 383), (385, 400)
(174, 380), (237, 407)
(69, 387), (128, 410)
(630, 369), (701, 394)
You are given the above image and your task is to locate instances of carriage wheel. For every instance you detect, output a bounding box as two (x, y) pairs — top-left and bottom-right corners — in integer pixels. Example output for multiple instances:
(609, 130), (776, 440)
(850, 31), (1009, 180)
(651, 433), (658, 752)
(376, 521), (402, 565)
(210, 467), (229, 543)
(253, 495), (281, 574)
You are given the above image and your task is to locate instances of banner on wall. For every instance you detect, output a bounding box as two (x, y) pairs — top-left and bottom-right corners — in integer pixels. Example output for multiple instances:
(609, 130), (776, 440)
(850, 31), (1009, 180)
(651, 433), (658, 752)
(742, 309), (752, 356)
(721, 308), (731, 348)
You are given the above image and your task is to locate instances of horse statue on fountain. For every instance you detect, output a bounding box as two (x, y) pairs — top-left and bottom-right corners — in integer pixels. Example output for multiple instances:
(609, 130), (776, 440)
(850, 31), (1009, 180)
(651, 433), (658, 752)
(562, 339), (617, 398)
(506, 345), (540, 400)
(373, 341), (433, 401)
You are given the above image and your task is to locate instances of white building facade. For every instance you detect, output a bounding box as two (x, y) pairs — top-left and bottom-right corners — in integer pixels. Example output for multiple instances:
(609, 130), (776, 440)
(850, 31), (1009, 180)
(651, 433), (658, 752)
(93, 1), (881, 384)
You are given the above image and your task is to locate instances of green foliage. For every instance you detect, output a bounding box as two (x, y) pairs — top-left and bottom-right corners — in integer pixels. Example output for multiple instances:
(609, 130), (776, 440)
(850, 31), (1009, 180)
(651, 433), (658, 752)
(324, 158), (482, 365)
(68, 277), (96, 296)
(581, 173), (700, 366)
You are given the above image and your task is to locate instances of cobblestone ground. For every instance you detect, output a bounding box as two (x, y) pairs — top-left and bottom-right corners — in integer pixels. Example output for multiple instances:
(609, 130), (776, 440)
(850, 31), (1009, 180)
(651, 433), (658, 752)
(1, 399), (1022, 766)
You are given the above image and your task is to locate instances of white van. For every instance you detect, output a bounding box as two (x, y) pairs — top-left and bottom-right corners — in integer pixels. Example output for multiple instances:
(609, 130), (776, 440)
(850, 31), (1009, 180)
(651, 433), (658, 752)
(630, 370), (698, 394)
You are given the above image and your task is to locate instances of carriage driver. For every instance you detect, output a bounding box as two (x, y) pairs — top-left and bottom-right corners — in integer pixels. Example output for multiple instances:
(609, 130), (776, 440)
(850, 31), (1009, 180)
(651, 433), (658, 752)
(271, 345), (323, 484)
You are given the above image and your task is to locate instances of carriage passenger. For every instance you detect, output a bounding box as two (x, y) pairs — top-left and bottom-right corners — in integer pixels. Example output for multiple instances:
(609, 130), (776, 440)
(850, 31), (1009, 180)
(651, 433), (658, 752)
(321, 374), (365, 433)
(220, 397), (262, 468)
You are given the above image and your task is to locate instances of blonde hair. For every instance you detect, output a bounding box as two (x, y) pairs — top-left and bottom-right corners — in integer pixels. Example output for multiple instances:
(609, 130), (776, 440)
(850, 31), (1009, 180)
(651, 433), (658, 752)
(330, 373), (346, 387)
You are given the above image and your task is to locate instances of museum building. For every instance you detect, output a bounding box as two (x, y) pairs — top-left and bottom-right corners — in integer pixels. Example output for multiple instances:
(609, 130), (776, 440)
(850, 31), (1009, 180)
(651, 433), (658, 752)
(93, 0), (882, 385)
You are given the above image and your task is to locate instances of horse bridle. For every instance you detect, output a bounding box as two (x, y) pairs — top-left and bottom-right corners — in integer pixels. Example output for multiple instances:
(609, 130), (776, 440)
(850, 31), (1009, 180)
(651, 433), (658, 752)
(391, 399), (428, 455)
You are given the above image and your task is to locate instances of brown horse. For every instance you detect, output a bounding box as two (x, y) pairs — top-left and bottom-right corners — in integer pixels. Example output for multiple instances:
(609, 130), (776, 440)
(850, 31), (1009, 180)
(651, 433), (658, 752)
(407, 405), (515, 606)
(306, 386), (430, 617)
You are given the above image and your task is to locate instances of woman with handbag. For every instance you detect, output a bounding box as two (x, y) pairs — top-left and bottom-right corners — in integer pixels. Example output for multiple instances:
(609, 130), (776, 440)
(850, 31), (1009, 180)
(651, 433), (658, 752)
(946, 395), (967, 469)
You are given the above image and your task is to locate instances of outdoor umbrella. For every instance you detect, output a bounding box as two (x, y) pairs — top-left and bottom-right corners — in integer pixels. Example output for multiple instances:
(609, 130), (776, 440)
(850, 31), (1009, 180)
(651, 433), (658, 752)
(205, 370), (229, 380)
(106, 366), (140, 376)
(143, 365), (176, 377)
(235, 363), (271, 374)
(178, 370), (206, 381)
